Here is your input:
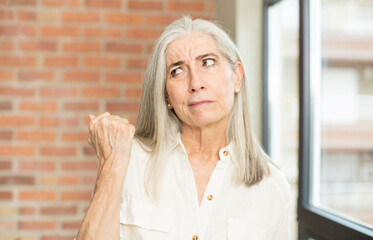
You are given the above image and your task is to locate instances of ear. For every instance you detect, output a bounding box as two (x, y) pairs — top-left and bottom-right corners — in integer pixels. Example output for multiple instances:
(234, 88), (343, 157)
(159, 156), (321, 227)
(233, 61), (244, 90)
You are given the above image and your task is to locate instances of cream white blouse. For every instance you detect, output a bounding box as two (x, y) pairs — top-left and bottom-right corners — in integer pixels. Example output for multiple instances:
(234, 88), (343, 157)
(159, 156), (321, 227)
(119, 137), (292, 240)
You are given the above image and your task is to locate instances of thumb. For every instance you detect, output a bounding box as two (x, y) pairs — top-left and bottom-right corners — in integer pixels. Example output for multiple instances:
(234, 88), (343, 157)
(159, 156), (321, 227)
(89, 114), (95, 121)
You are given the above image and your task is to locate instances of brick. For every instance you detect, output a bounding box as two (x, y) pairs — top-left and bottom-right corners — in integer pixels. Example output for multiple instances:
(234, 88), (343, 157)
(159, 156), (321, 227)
(18, 11), (36, 21)
(0, 87), (34, 96)
(19, 161), (55, 171)
(40, 147), (77, 156)
(106, 42), (142, 54)
(82, 87), (120, 97)
(0, 161), (11, 170)
(59, 176), (79, 185)
(84, 27), (121, 38)
(125, 87), (142, 98)
(41, 176), (57, 186)
(0, 131), (12, 141)
(62, 72), (100, 82)
(62, 12), (99, 22)
(0, 191), (12, 200)
(64, 102), (99, 111)
(86, 0), (121, 8)
(84, 57), (121, 68)
(0, 206), (17, 216)
(19, 221), (56, 230)
(0, 146), (34, 156)
(147, 44), (155, 53)
(0, 71), (13, 81)
(0, 101), (12, 110)
(0, 10), (13, 20)
(61, 161), (97, 171)
(0, 41), (13, 51)
(61, 191), (91, 201)
(106, 73), (142, 83)
(19, 41), (57, 52)
(105, 13), (142, 24)
(44, 57), (78, 67)
(62, 221), (80, 230)
(62, 132), (88, 142)
(62, 42), (100, 52)
(19, 101), (58, 112)
(83, 146), (95, 156)
(107, 102), (139, 112)
(0, 56), (36, 67)
(2, 0), (36, 5)
(168, 1), (205, 11)
(82, 175), (96, 185)
(42, 0), (79, 7)
(126, 29), (161, 39)
(0, 220), (14, 231)
(41, 26), (79, 37)
(40, 87), (77, 97)
(39, 117), (78, 127)
(0, 116), (35, 126)
(19, 207), (35, 215)
(19, 191), (55, 201)
(146, 15), (177, 25)
(0, 25), (36, 36)
(0, 176), (34, 185)
(42, 235), (76, 240)
(126, 58), (147, 69)
(41, 206), (77, 215)
(128, 0), (163, 10)
(38, 11), (58, 22)
(18, 131), (56, 141)
(19, 71), (54, 81)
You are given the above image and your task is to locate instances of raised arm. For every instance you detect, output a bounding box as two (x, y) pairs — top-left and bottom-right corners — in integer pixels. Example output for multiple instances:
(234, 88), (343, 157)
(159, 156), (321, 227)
(76, 112), (135, 240)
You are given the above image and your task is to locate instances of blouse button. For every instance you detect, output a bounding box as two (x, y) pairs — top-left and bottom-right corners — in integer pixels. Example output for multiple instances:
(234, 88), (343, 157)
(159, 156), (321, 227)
(207, 195), (213, 201)
(192, 235), (198, 240)
(223, 150), (228, 156)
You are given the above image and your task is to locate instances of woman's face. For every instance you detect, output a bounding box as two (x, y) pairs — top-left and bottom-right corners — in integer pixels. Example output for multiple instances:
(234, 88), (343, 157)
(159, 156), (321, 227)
(165, 32), (243, 129)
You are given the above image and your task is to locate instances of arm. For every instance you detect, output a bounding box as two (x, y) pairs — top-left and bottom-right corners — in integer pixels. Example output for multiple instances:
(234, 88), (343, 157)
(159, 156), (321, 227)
(76, 112), (135, 240)
(272, 203), (292, 240)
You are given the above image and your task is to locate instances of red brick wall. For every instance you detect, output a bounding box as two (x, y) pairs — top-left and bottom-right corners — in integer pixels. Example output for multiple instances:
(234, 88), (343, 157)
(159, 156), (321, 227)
(0, 1), (215, 239)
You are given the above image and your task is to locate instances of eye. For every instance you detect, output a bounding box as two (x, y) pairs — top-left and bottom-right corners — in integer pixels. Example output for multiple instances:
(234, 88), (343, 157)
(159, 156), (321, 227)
(171, 67), (183, 77)
(203, 58), (215, 67)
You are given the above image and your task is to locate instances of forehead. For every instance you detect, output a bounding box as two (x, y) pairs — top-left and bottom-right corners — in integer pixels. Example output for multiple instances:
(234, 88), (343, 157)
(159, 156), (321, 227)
(165, 32), (220, 63)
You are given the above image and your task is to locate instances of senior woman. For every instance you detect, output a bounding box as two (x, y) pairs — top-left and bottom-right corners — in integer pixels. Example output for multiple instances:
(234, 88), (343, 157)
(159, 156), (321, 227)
(76, 16), (292, 240)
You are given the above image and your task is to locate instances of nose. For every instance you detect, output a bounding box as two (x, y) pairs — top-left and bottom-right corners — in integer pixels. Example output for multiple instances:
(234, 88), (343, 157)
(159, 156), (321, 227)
(189, 67), (205, 92)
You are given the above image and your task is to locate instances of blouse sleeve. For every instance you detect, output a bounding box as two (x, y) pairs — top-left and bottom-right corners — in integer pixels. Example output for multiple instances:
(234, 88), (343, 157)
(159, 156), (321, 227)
(271, 202), (292, 240)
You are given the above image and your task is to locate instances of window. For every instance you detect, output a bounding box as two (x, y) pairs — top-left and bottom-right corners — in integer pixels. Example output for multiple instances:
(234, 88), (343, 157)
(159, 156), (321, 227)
(264, 0), (373, 239)
(298, 0), (373, 239)
(263, 0), (299, 238)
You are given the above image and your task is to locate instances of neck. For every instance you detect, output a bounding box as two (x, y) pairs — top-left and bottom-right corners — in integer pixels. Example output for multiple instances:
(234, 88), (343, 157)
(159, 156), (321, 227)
(181, 119), (229, 164)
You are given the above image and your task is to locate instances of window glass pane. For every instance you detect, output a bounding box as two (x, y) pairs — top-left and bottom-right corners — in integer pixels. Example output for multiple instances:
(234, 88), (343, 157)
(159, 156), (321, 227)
(310, 0), (373, 228)
(267, 0), (299, 238)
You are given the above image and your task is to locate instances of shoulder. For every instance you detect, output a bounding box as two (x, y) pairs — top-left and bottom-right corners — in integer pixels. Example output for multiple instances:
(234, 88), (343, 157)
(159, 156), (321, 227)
(122, 138), (150, 198)
(131, 138), (152, 161)
(260, 162), (292, 207)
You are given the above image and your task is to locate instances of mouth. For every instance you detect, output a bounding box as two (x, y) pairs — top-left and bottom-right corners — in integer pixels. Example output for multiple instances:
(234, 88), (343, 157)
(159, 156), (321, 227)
(189, 100), (214, 107)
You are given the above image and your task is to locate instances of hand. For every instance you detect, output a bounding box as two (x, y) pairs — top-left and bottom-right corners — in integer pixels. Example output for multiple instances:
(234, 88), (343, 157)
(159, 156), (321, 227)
(88, 112), (135, 175)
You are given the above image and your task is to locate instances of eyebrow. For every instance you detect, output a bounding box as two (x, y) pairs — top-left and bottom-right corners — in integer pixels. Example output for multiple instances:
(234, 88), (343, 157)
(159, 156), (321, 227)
(166, 53), (219, 72)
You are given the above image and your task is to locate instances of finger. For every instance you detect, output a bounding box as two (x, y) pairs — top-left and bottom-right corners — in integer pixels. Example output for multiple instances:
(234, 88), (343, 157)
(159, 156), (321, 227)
(89, 114), (95, 121)
(118, 118), (129, 124)
(107, 115), (121, 120)
(92, 112), (110, 124)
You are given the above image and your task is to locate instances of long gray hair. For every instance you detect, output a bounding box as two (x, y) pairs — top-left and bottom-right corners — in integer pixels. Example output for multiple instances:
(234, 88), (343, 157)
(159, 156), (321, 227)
(135, 16), (271, 198)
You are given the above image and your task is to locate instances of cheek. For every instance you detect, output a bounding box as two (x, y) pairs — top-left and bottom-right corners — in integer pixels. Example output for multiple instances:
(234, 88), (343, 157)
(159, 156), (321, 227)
(166, 83), (185, 105)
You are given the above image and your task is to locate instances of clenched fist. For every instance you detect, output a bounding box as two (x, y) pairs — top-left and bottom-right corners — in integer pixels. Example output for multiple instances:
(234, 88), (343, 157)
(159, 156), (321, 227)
(88, 112), (135, 179)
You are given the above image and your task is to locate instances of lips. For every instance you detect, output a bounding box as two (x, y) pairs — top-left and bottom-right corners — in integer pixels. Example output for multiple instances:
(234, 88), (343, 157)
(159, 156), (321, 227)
(189, 100), (214, 107)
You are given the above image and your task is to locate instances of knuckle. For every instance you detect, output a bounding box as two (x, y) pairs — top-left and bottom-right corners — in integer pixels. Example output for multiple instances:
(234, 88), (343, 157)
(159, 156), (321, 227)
(128, 124), (136, 136)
